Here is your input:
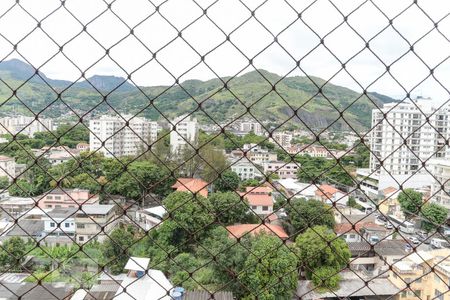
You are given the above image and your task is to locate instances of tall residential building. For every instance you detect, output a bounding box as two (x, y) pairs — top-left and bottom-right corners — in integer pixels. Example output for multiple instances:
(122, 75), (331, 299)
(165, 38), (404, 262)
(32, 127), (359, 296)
(271, 131), (293, 148)
(428, 159), (450, 209)
(239, 121), (264, 136)
(0, 115), (54, 137)
(357, 99), (450, 197)
(169, 115), (198, 153)
(89, 115), (158, 157)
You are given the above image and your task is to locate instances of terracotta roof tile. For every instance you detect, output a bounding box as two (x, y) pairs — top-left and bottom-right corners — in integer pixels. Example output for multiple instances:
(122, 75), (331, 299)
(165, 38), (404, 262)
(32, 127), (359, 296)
(172, 178), (208, 197)
(226, 224), (288, 239)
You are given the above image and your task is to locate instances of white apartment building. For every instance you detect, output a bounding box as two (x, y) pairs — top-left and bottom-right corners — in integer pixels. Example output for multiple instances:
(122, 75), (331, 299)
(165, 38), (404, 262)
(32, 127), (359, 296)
(0, 115), (54, 137)
(428, 159), (450, 210)
(238, 121), (264, 136)
(271, 131), (293, 148)
(89, 115), (158, 157)
(230, 158), (263, 180)
(359, 99), (450, 195)
(0, 155), (15, 181)
(169, 115), (198, 153)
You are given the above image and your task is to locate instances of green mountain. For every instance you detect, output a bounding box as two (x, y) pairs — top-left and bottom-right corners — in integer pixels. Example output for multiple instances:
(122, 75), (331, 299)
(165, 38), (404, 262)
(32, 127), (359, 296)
(0, 59), (395, 131)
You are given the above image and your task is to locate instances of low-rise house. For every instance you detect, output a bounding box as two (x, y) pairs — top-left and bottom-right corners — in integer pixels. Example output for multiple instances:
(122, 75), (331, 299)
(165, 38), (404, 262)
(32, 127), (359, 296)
(226, 224), (288, 240)
(136, 206), (166, 231)
(288, 144), (329, 158)
(315, 184), (349, 206)
(42, 208), (76, 246)
(335, 221), (387, 244)
(75, 204), (118, 244)
(2, 219), (44, 243)
(240, 192), (273, 216)
(171, 178), (208, 197)
(245, 186), (273, 195)
(0, 282), (74, 299)
(0, 195), (35, 218)
(297, 271), (399, 300)
(41, 146), (81, 165)
(274, 178), (318, 199)
(37, 188), (100, 209)
(379, 186), (401, 216)
(262, 161), (299, 179)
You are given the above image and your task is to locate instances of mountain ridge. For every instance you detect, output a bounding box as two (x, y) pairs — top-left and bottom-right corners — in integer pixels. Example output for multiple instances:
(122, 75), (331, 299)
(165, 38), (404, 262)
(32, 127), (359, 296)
(0, 59), (395, 130)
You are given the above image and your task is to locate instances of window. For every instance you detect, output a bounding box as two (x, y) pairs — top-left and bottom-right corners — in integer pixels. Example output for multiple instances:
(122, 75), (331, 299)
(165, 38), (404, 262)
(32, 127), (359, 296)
(77, 224), (85, 229)
(64, 223), (70, 228)
(401, 291), (407, 298)
(50, 222), (55, 228)
(79, 236), (84, 242)
(413, 290), (422, 298)
(262, 206), (268, 211)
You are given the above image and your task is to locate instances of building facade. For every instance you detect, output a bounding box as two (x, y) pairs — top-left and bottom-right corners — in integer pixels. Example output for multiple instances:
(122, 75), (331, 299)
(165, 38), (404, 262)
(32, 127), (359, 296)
(75, 204), (118, 244)
(230, 158), (263, 180)
(89, 115), (158, 157)
(358, 99), (450, 195)
(37, 188), (100, 209)
(0, 115), (54, 137)
(169, 115), (198, 153)
(428, 159), (450, 210)
(262, 161), (299, 179)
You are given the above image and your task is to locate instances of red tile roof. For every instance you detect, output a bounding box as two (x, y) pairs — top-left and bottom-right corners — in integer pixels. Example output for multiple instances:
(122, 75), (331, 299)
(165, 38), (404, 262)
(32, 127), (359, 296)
(240, 193), (273, 206)
(226, 224), (288, 239)
(172, 178), (208, 197)
(315, 184), (341, 199)
(335, 222), (384, 234)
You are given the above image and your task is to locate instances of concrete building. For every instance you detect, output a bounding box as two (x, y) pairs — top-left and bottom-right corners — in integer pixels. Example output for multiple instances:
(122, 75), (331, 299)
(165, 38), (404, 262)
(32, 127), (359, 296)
(271, 131), (293, 148)
(240, 189), (273, 216)
(273, 178), (318, 199)
(42, 208), (76, 245)
(358, 99), (450, 196)
(230, 158), (263, 180)
(315, 184), (349, 206)
(0, 195), (35, 218)
(75, 204), (118, 244)
(262, 161), (299, 179)
(288, 144), (329, 158)
(136, 206), (166, 231)
(428, 159), (450, 210)
(37, 188), (99, 209)
(238, 120), (264, 136)
(89, 115), (158, 157)
(169, 115), (198, 154)
(0, 115), (54, 137)
(389, 250), (450, 300)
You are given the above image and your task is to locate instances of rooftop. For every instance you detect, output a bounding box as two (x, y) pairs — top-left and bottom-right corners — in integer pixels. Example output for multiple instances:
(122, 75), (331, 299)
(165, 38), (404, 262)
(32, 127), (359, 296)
(4, 219), (44, 238)
(348, 240), (410, 257)
(124, 257), (150, 272)
(240, 193), (273, 206)
(183, 291), (234, 300)
(226, 224), (288, 239)
(172, 178), (208, 197)
(315, 184), (343, 198)
(0, 282), (73, 299)
(114, 269), (173, 300)
(46, 208), (77, 219)
(296, 272), (399, 299)
(77, 204), (115, 216)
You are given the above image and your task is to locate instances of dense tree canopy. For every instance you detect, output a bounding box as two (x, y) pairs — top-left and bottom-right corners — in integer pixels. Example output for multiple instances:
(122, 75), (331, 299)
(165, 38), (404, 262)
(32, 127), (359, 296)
(421, 203), (448, 232)
(295, 226), (350, 290)
(285, 198), (335, 235)
(208, 192), (253, 225)
(103, 226), (136, 275)
(0, 237), (26, 272)
(215, 170), (240, 192)
(239, 234), (298, 300)
(296, 156), (353, 186)
(398, 189), (423, 218)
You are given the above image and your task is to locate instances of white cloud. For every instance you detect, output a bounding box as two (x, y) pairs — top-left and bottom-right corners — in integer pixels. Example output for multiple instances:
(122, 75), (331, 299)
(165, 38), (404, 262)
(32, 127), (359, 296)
(0, 0), (449, 102)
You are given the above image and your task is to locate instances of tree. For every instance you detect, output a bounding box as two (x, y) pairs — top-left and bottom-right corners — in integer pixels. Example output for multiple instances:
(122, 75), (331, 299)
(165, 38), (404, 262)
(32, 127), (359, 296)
(215, 170), (240, 192)
(8, 179), (34, 197)
(346, 196), (362, 210)
(295, 156), (353, 186)
(398, 189), (423, 218)
(239, 234), (298, 300)
(421, 203), (448, 232)
(0, 237), (26, 272)
(285, 198), (335, 235)
(208, 192), (251, 225)
(106, 160), (173, 199)
(160, 192), (214, 250)
(103, 226), (136, 274)
(295, 226), (350, 290)
(0, 176), (10, 190)
(70, 173), (102, 194)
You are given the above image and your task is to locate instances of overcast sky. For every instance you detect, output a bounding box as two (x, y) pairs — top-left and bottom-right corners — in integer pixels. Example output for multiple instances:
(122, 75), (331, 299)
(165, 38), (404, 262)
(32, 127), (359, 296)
(1, 0), (450, 102)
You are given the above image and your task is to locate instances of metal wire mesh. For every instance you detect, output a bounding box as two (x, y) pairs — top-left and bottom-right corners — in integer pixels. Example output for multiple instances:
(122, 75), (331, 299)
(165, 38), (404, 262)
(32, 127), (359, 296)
(0, 0), (449, 299)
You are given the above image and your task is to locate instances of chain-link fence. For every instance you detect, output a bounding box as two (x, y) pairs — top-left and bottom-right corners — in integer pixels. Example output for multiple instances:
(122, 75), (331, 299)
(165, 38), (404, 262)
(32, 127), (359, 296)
(0, 0), (450, 299)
